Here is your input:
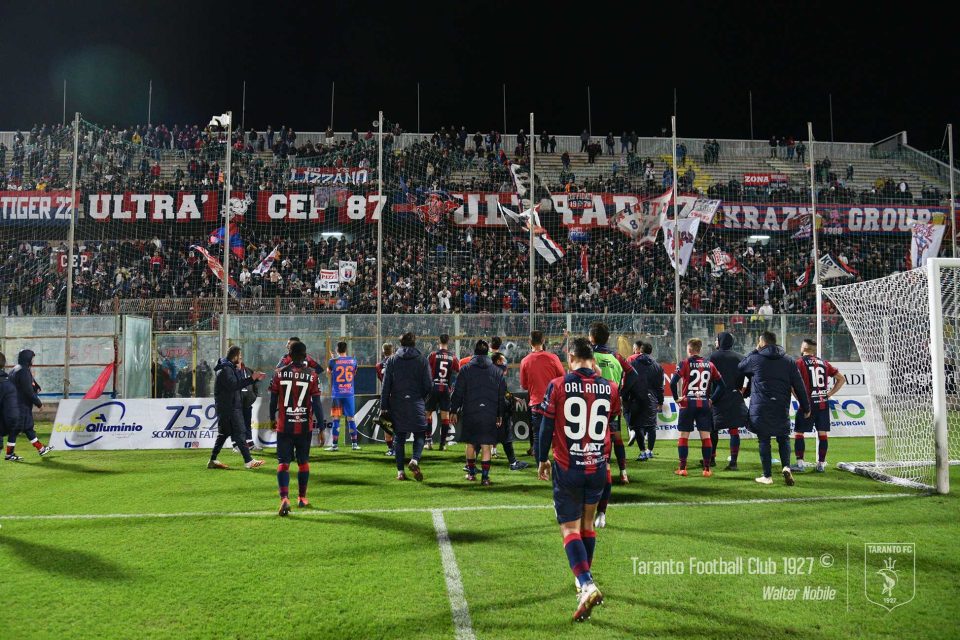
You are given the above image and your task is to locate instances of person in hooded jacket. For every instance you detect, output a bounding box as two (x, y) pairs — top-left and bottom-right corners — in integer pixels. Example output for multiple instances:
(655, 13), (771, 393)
(491, 352), (529, 472)
(738, 331), (810, 486)
(628, 341), (664, 461)
(0, 352), (22, 456)
(6, 349), (52, 461)
(208, 346), (266, 470)
(708, 332), (748, 471)
(380, 332), (433, 481)
(452, 342), (507, 485)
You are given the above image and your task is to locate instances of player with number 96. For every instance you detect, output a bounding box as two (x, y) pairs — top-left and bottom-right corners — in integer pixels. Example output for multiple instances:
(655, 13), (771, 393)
(536, 337), (620, 622)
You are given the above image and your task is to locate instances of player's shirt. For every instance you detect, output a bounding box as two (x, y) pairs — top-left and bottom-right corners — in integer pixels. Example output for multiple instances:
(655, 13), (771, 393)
(269, 364), (321, 435)
(541, 368), (620, 475)
(672, 356), (722, 409)
(428, 348), (460, 393)
(329, 355), (357, 398)
(796, 355), (839, 411)
(376, 356), (389, 382)
(276, 353), (321, 372)
(593, 345), (625, 385)
(520, 350), (566, 415)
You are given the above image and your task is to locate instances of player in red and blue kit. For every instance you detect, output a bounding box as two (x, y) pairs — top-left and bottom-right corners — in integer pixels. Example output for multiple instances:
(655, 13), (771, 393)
(276, 336), (326, 443)
(793, 338), (845, 473)
(427, 333), (460, 450)
(269, 341), (323, 516)
(669, 338), (725, 477)
(537, 337), (619, 622)
(327, 342), (360, 451)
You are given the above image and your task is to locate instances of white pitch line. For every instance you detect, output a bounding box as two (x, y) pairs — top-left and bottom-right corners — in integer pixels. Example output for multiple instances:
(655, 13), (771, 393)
(0, 492), (918, 522)
(431, 509), (477, 640)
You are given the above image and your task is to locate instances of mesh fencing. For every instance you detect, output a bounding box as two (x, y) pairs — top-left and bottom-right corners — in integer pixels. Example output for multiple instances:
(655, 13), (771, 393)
(824, 264), (960, 490)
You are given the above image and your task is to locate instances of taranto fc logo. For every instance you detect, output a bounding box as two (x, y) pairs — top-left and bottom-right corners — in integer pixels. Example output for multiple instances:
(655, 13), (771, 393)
(864, 543), (915, 611)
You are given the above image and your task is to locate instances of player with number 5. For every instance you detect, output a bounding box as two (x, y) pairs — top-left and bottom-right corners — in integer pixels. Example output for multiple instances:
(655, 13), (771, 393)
(537, 337), (620, 622)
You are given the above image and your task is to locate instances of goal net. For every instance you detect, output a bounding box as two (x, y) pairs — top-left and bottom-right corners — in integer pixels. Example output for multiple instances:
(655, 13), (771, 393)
(823, 259), (960, 492)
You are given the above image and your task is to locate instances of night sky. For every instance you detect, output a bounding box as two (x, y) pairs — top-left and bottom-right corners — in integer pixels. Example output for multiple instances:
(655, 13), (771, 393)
(1, 1), (955, 150)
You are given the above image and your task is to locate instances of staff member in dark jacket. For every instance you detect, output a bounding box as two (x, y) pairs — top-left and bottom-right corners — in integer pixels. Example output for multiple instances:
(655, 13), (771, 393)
(452, 341), (507, 485)
(6, 349), (52, 460)
(738, 331), (810, 486)
(491, 352), (529, 471)
(628, 341), (663, 461)
(709, 332), (748, 471)
(0, 352), (22, 453)
(237, 355), (260, 452)
(381, 332), (433, 481)
(208, 346), (266, 470)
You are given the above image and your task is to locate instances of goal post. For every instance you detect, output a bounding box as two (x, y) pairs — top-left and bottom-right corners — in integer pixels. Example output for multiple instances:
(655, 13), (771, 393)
(823, 258), (960, 494)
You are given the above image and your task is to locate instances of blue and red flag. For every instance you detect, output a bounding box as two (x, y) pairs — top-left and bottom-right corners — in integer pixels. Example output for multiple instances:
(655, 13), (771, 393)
(209, 223), (244, 259)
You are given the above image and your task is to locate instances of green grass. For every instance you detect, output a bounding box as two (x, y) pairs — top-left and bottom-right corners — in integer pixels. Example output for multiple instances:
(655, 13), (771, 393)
(1, 427), (958, 639)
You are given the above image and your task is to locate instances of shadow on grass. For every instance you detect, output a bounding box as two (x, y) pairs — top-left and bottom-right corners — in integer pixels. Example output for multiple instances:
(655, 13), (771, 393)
(28, 458), (124, 475)
(0, 536), (133, 582)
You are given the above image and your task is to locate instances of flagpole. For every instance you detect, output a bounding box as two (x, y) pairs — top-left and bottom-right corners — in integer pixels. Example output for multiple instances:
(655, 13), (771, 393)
(948, 123), (956, 258)
(587, 86), (592, 137)
(376, 111), (384, 373)
(502, 84), (507, 134)
(241, 81), (247, 134)
(148, 80), (152, 127)
(671, 115), (681, 364)
(529, 112), (536, 333)
(64, 111), (80, 399)
(808, 121), (823, 356)
(221, 111), (233, 354)
(330, 82), (335, 130)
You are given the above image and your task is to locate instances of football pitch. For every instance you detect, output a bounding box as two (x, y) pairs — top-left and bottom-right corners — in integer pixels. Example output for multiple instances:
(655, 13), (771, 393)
(1, 428), (958, 640)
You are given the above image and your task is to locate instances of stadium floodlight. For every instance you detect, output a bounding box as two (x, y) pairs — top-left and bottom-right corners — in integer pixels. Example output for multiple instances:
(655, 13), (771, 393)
(824, 258), (960, 493)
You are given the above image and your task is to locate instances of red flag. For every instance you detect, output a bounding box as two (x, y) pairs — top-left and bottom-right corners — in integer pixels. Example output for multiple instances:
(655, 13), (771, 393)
(83, 363), (115, 399)
(580, 247), (589, 280)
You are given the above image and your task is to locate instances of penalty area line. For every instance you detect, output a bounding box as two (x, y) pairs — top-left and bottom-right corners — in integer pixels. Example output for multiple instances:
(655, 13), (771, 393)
(431, 509), (476, 640)
(0, 492), (919, 522)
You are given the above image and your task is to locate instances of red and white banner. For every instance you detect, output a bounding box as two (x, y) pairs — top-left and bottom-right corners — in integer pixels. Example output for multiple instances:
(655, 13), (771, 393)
(254, 191), (385, 223)
(743, 173), (788, 185)
(86, 192), (219, 222)
(0, 190), (77, 222)
(316, 269), (340, 292)
(288, 167), (370, 185)
(708, 247), (742, 274)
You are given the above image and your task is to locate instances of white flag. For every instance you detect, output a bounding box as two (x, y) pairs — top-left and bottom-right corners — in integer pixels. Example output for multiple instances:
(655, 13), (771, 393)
(910, 223), (945, 268)
(253, 245), (280, 276)
(338, 260), (358, 283)
(661, 217), (701, 275)
(819, 253), (858, 280)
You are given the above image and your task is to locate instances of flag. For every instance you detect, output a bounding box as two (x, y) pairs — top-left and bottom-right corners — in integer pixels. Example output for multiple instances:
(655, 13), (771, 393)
(910, 223), (946, 268)
(795, 264), (811, 288)
(792, 218), (812, 240)
(316, 269), (340, 292)
(253, 245), (280, 276)
(613, 201), (660, 244)
(509, 163), (529, 199)
(338, 260), (357, 283)
(661, 217), (701, 275)
(819, 253), (858, 280)
(689, 198), (723, 224)
(708, 247), (742, 275)
(190, 245), (240, 298)
(83, 362), (115, 399)
(497, 202), (565, 265)
(580, 247), (590, 280)
(209, 223), (244, 259)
